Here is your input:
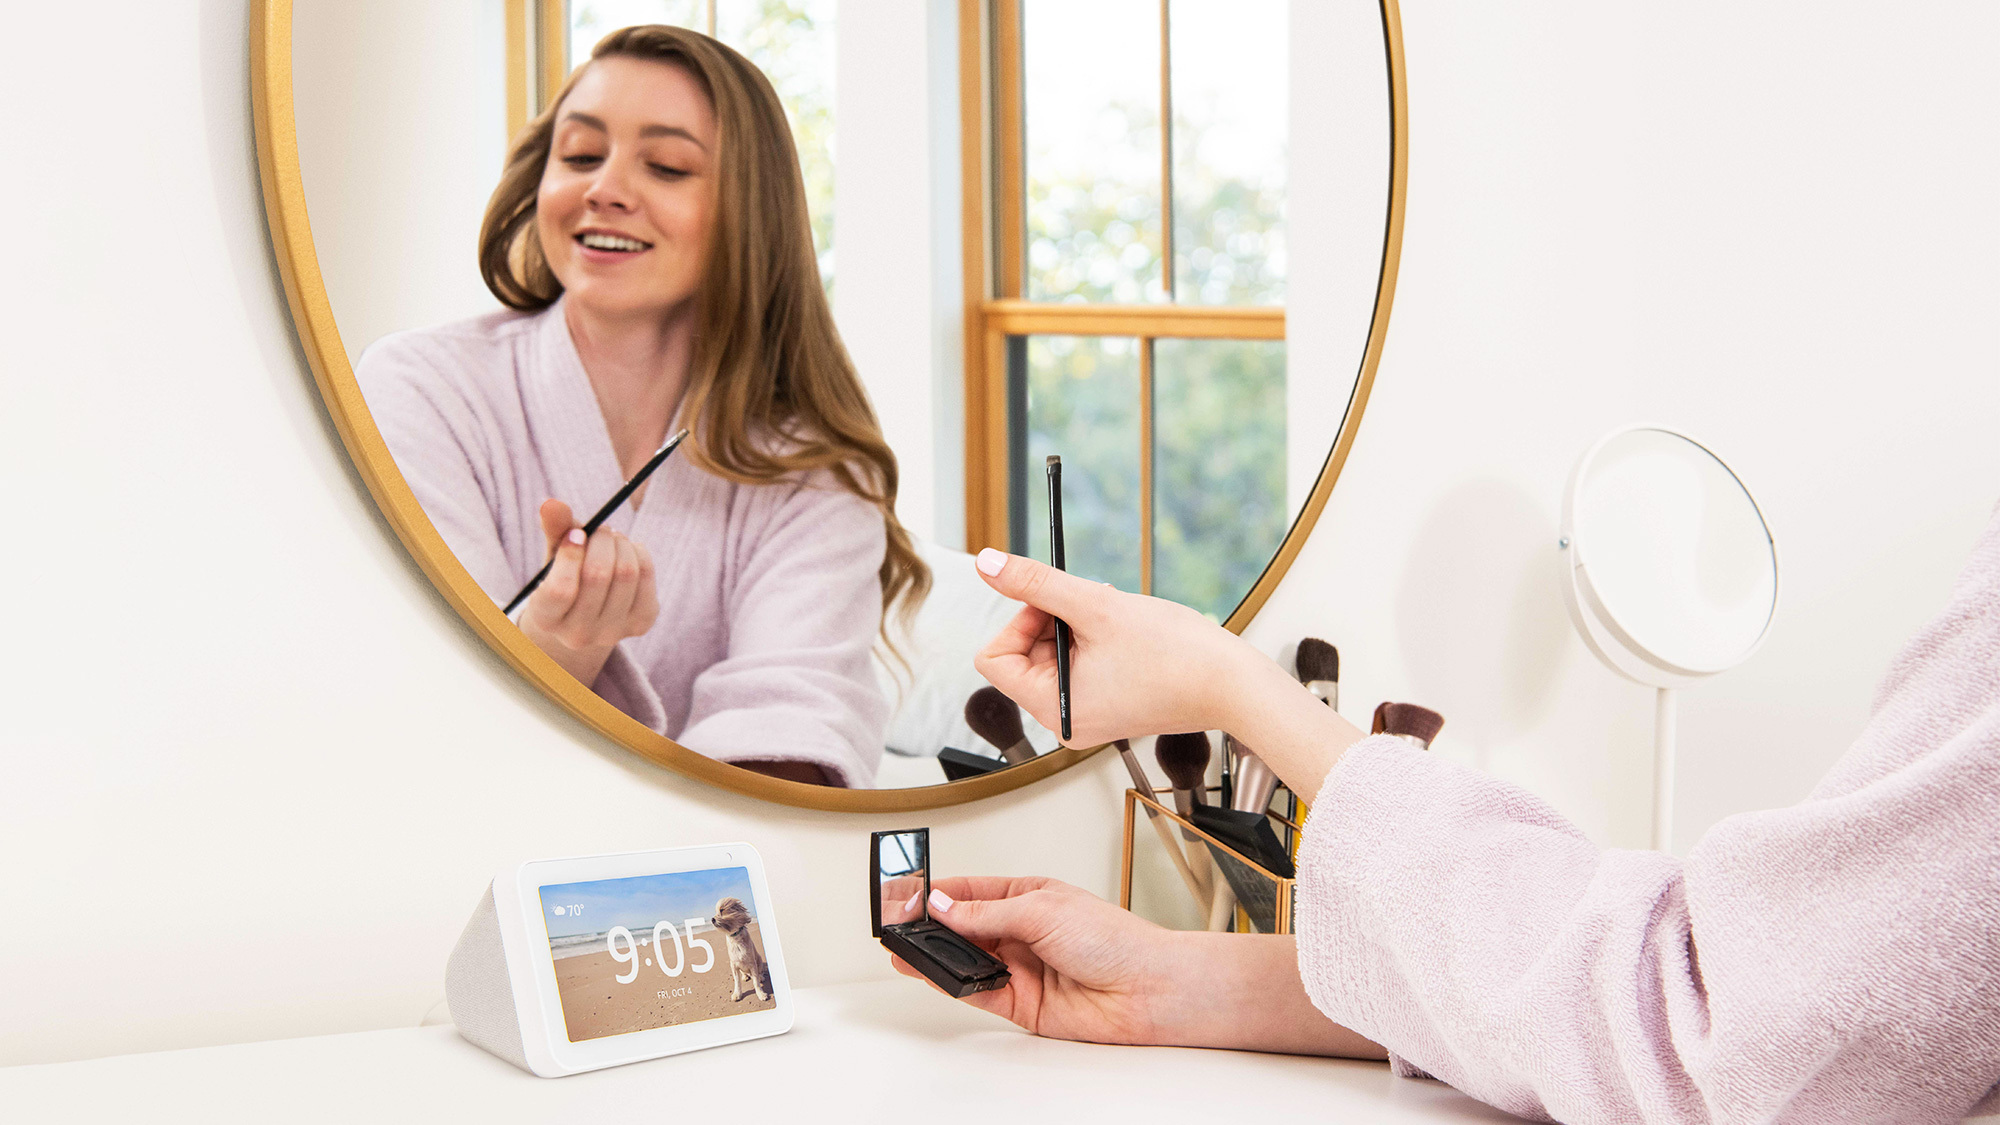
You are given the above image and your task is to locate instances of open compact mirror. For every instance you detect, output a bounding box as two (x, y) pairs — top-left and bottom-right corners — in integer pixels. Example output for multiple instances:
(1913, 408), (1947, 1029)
(251, 0), (1406, 809)
(1561, 425), (1779, 847)
(871, 828), (1008, 997)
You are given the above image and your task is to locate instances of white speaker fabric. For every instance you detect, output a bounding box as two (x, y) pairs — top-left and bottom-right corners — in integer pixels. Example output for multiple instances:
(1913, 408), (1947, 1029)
(445, 884), (532, 1072)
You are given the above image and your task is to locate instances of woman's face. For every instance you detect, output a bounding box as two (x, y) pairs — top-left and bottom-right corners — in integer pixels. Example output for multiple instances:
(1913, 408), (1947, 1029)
(537, 56), (718, 324)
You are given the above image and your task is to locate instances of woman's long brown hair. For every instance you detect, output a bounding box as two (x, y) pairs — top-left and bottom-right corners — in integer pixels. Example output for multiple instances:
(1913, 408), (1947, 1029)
(478, 24), (929, 643)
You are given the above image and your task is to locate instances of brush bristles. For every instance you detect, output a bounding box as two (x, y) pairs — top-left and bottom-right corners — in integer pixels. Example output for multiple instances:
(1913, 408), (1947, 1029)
(1153, 732), (1212, 794)
(964, 686), (1028, 754)
(1046, 454), (1061, 467)
(1376, 702), (1445, 745)
(1296, 638), (1339, 684)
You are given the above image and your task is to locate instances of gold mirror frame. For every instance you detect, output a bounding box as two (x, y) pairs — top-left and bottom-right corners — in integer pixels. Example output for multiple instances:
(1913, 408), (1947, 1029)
(247, 0), (1407, 812)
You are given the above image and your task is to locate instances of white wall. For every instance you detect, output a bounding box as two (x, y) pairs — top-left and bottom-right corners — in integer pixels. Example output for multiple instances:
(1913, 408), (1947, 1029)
(292, 0), (508, 363)
(2, 0), (1995, 1069)
(835, 0), (965, 547)
(1244, 0), (2000, 851)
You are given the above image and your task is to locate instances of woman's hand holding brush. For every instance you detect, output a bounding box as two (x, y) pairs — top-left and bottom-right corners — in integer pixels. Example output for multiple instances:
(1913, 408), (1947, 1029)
(518, 499), (660, 687)
(972, 549), (1365, 802)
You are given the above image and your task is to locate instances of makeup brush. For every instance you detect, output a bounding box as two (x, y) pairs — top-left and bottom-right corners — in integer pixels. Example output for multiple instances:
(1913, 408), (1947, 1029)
(1153, 732), (1213, 830)
(1155, 731), (1219, 912)
(965, 687), (1037, 764)
(1046, 455), (1072, 742)
(1286, 638), (1340, 847)
(1226, 735), (1282, 817)
(1371, 702), (1445, 750)
(1220, 734), (1277, 935)
(1115, 740), (1208, 907)
(1296, 637), (1340, 710)
(504, 428), (689, 615)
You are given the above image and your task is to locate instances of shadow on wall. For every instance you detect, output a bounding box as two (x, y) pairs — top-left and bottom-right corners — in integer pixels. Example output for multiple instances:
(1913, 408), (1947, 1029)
(1393, 479), (1572, 769)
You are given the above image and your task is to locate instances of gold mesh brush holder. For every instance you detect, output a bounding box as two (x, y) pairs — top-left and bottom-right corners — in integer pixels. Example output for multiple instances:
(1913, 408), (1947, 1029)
(1119, 787), (1300, 935)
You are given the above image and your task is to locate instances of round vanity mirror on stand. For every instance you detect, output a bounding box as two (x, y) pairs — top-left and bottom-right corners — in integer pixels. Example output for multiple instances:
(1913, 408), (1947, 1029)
(1559, 425), (1778, 851)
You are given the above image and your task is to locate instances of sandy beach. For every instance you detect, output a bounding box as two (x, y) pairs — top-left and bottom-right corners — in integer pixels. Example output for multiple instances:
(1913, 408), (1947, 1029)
(555, 923), (775, 1042)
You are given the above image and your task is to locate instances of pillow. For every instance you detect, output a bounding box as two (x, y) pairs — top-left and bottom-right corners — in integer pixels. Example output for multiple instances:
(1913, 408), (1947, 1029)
(873, 539), (1061, 763)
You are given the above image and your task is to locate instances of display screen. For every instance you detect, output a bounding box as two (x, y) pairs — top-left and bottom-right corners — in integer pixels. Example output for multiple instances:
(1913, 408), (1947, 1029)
(538, 867), (775, 1042)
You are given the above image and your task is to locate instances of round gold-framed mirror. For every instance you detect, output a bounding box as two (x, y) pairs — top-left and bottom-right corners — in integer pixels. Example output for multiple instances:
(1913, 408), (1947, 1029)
(248, 0), (1406, 811)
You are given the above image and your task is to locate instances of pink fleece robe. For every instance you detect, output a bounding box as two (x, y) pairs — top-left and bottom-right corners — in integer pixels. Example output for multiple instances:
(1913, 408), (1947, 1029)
(354, 301), (889, 786)
(1296, 506), (2000, 1123)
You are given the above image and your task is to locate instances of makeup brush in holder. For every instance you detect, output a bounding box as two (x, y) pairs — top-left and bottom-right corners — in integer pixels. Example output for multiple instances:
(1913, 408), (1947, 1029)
(1114, 739), (1208, 907)
(1154, 732), (1219, 917)
(1226, 735), (1282, 818)
(1297, 638), (1340, 710)
(1212, 733), (1287, 933)
(1371, 701), (1445, 750)
(1285, 637), (1341, 857)
(965, 687), (1038, 765)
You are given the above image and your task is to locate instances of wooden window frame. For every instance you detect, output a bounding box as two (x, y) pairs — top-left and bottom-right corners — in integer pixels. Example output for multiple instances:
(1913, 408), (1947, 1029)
(958, 0), (1287, 598)
(507, 1), (721, 138)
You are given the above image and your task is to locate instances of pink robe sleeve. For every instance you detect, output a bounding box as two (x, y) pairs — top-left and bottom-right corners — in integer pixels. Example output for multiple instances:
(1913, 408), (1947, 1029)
(1295, 509), (2000, 1124)
(673, 473), (889, 787)
(354, 334), (666, 731)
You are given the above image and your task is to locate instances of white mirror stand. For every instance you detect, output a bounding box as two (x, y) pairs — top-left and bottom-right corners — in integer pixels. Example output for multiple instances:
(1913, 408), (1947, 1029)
(1560, 426), (1779, 851)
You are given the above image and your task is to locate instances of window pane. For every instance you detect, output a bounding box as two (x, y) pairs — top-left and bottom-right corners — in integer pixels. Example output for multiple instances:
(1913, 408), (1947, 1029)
(717, 0), (837, 295)
(1153, 338), (1287, 619)
(1170, 0), (1286, 305)
(1022, 336), (1142, 592)
(1021, 1), (1164, 304)
(570, 1), (706, 67)
(568, 1), (837, 295)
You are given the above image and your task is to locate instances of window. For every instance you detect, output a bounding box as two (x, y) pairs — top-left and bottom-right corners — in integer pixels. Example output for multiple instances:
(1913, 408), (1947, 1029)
(507, 0), (837, 293)
(963, 0), (1290, 620)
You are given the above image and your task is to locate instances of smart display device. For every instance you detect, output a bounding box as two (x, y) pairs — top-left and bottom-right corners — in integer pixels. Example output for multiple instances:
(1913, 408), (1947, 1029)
(447, 843), (792, 1076)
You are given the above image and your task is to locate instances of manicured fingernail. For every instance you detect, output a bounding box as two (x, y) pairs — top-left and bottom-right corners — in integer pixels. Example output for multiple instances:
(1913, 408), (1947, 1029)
(566, 529), (586, 546)
(976, 548), (1007, 577)
(928, 888), (955, 913)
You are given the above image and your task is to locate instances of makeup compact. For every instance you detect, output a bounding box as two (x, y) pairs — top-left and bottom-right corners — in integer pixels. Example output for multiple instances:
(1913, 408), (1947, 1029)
(936, 746), (1006, 781)
(870, 828), (1010, 998)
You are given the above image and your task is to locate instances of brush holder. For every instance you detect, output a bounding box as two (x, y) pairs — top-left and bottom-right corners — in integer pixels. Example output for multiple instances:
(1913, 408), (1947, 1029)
(1119, 787), (1300, 935)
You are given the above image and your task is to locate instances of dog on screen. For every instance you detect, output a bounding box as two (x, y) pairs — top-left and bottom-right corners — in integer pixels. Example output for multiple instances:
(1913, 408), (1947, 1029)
(710, 897), (772, 1002)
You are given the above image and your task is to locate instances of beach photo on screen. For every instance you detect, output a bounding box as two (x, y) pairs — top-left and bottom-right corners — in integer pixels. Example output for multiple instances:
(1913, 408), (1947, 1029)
(537, 867), (775, 1041)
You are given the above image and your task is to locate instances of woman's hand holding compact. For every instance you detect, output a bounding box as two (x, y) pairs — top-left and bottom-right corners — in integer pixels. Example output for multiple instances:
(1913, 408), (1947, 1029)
(897, 876), (1383, 1059)
(519, 498), (660, 686)
(970, 549), (1363, 803)
(890, 875), (1169, 1045)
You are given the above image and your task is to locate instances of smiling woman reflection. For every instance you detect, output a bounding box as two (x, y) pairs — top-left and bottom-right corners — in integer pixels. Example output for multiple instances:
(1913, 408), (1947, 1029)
(356, 26), (927, 787)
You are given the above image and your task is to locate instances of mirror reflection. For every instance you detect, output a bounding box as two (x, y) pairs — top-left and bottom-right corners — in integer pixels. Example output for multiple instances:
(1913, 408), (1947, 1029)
(289, 1), (1390, 791)
(876, 831), (928, 928)
(356, 28), (917, 788)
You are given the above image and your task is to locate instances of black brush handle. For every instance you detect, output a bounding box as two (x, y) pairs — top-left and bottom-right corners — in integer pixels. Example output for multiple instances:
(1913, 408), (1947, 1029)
(503, 429), (689, 616)
(1047, 457), (1071, 741)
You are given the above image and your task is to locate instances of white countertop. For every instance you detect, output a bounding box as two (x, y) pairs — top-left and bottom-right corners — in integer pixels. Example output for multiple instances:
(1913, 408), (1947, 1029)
(1, 978), (1519, 1123)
